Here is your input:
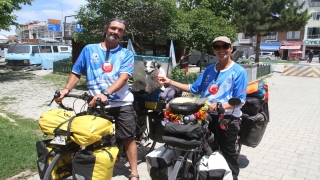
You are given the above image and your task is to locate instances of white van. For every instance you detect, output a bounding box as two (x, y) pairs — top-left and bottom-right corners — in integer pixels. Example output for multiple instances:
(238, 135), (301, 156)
(188, 50), (218, 66)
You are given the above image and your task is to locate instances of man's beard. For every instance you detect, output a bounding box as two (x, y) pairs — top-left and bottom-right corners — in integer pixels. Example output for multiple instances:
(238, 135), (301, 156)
(105, 33), (120, 43)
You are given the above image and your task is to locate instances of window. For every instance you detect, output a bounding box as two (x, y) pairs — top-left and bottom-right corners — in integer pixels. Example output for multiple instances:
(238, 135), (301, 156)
(264, 32), (277, 40)
(307, 27), (320, 39)
(287, 31), (300, 39)
(60, 47), (69, 52)
(8, 45), (30, 53)
(32, 46), (39, 53)
(40, 46), (52, 53)
(53, 46), (58, 52)
(312, 12), (320, 20)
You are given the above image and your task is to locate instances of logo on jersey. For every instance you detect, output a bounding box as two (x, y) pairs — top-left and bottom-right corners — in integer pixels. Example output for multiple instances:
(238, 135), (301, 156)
(208, 84), (219, 95)
(102, 62), (113, 72)
(92, 53), (99, 59)
(90, 53), (100, 63)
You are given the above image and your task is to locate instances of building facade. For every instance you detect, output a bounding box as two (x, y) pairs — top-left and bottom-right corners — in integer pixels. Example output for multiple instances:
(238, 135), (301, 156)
(15, 20), (76, 45)
(302, 0), (320, 59)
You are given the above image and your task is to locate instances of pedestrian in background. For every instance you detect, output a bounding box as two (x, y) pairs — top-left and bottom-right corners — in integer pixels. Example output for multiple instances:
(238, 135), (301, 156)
(308, 50), (314, 63)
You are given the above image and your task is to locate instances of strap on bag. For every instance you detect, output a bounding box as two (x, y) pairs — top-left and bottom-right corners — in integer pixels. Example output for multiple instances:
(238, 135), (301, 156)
(53, 115), (76, 140)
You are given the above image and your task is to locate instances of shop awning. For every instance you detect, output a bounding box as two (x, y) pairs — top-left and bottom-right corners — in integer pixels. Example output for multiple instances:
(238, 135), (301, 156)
(259, 42), (281, 51)
(280, 46), (301, 50)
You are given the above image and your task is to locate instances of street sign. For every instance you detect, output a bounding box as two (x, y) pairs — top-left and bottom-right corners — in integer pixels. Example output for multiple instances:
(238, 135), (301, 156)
(75, 22), (83, 32)
(47, 24), (61, 32)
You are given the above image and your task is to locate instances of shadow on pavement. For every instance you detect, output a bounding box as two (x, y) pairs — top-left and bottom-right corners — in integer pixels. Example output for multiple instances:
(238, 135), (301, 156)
(239, 154), (249, 168)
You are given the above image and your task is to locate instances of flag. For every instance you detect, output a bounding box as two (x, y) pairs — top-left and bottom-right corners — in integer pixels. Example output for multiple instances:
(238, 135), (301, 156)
(127, 39), (137, 55)
(170, 40), (177, 68)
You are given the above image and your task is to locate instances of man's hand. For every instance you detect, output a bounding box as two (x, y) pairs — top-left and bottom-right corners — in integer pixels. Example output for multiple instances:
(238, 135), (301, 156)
(209, 102), (218, 113)
(89, 94), (108, 107)
(54, 88), (69, 104)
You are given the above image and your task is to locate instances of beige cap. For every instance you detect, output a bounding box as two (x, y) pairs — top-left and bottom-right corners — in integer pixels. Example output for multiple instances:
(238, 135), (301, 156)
(211, 36), (232, 46)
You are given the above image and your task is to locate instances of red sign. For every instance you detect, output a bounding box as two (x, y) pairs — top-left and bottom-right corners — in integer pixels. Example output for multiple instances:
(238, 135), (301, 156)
(22, 39), (39, 43)
(281, 41), (302, 46)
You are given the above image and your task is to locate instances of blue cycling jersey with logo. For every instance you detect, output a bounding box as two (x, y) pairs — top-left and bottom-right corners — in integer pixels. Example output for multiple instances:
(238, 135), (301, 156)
(189, 62), (248, 117)
(72, 43), (134, 106)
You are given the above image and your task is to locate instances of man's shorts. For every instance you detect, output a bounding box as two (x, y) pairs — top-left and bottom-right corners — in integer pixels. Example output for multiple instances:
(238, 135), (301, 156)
(106, 105), (136, 140)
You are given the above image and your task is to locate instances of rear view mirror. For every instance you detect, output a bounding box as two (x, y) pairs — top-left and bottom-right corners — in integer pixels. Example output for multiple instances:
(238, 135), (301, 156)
(228, 98), (241, 107)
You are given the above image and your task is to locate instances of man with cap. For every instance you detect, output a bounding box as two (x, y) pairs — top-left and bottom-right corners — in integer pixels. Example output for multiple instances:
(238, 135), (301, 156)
(157, 36), (248, 180)
(55, 18), (140, 180)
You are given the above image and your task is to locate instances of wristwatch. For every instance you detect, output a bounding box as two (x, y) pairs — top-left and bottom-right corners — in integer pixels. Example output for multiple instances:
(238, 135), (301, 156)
(101, 90), (110, 98)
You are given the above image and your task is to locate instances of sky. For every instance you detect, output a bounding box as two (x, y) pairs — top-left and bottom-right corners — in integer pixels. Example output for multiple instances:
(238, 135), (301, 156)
(0, 0), (88, 36)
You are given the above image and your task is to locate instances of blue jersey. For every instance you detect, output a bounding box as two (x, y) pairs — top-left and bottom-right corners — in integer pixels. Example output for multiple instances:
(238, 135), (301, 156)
(72, 43), (134, 107)
(189, 62), (248, 117)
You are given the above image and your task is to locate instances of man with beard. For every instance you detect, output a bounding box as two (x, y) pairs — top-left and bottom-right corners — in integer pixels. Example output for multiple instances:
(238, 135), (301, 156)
(55, 18), (139, 180)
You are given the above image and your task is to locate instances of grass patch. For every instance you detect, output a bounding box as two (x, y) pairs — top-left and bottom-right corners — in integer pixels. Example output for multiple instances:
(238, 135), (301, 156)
(39, 73), (87, 91)
(0, 96), (17, 106)
(0, 111), (45, 179)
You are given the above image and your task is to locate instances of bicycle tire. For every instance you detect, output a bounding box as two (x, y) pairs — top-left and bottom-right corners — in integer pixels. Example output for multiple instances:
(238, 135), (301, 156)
(43, 153), (62, 180)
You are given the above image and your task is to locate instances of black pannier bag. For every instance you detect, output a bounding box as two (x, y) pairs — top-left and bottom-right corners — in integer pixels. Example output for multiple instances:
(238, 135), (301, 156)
(36, 140), (79, 179)
(241, 96), (266, 116)
(240, 112), (269, 148)
(162, 122), (204, 149)
(148, 112), (165, 143)
(169, 97), (208, 115)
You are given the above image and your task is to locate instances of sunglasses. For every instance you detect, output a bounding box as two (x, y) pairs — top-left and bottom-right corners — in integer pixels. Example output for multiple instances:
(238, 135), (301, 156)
(212, 44), (230, 50)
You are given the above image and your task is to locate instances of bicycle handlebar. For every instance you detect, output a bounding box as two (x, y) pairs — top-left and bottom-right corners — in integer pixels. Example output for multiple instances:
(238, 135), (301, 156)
(48, 90), (113, 120)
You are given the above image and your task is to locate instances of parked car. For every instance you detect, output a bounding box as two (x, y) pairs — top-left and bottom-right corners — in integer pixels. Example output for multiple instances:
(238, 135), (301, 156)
(249, 52), (276, 60)
(312, 55), (319, 62)
(188, 50), (218, 66)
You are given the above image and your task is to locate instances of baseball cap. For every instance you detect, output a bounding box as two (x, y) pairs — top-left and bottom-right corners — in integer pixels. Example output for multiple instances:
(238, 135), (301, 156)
(211, 36), (232, 46)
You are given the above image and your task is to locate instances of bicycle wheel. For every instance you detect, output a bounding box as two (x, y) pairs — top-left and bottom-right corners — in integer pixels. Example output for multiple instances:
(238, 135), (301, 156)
(136, 114), (156, 153)
(43, 153), (62, 180)
(43, 152), (72, 180)
(169, 158), (183, 180)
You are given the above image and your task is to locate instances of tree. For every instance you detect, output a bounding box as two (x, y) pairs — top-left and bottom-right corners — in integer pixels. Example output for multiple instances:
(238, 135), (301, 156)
(0, 0), (33, 31)
(170, 2), (237, 64)
(74, 0), (177, 54)
(232, 0), (310, 63)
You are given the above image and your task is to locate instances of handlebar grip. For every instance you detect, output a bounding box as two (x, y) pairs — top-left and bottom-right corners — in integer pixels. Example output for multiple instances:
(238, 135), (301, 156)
(54, 90), (61, 98)
(216, 102), (225, 114)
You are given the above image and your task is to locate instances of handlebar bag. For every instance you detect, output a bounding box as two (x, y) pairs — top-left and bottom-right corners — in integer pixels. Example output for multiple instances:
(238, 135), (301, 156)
(39, 109), (114, 146)
(36, 139), (79, 179)
(169, 97), (208, 115)
(72, 145), (119, 180)
(163, 122), (203, 139)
